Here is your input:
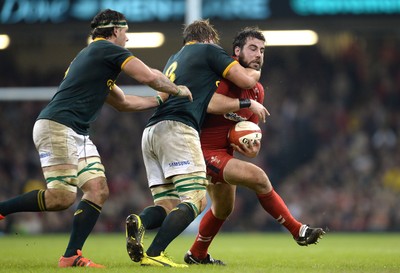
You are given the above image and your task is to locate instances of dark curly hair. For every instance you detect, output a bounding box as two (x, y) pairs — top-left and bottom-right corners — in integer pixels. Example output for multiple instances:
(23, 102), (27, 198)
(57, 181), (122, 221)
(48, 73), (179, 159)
(90, 9), (127, 40)
(232, 27), (265, 54)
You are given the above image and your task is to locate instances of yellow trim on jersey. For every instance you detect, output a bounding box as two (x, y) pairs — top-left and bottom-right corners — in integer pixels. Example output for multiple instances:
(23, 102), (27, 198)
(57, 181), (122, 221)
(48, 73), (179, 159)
(121, 56), (135, 69)
(90, 38), (135, 69)
(222, 60), (238, 78)
(93, 38), (107, 42)
(185, 41), (198, 45)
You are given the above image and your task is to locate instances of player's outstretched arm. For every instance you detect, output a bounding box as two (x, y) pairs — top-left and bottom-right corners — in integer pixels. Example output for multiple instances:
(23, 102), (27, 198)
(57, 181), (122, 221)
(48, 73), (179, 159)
(106, 84), (161, 112)
(122, 57), (192, 101)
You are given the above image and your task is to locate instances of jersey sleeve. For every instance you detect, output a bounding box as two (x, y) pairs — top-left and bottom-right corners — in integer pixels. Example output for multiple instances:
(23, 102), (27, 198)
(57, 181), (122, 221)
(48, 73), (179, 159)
(105, 44), (134, 70)
(206, 44), (237, 78)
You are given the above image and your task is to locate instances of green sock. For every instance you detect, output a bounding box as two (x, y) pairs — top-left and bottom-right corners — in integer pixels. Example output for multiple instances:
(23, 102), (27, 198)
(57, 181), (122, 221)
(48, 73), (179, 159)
(64, 199), (101, 257)
(0, 190), (46, 215)
(146, 203), (195, 257)
(139, 205), (167, 229)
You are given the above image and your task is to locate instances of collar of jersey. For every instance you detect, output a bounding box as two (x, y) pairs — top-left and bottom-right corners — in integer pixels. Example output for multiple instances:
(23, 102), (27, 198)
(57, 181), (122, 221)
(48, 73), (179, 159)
(185, 41), (198, 45)
(93, 38), (107, 42)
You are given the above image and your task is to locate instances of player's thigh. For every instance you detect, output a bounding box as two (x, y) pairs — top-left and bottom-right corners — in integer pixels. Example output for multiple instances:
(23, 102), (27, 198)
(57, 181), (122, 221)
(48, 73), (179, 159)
(223, 158), (270, 189)
(33, 119), (79, 167)
(142, 126), (168, 188)
(207, 183), (236, 219)
(33, 119), (79, 194)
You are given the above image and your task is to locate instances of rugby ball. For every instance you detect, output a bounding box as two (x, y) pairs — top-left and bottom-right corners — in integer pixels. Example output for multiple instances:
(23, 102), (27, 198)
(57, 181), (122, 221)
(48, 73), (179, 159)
(228, 121), (262, 146)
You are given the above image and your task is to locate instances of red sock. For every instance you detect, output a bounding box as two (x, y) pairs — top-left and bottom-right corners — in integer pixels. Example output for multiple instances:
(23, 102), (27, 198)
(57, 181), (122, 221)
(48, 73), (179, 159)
(190, 209), (225, 259)
(257, 189), (302, 237)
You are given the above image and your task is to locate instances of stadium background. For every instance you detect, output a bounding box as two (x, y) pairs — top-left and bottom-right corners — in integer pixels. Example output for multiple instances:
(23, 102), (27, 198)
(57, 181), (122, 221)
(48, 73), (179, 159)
(0, 0), (399, 234)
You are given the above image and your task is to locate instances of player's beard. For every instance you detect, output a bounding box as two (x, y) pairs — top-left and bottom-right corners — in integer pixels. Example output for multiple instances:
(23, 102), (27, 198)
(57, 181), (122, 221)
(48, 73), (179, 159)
(238, 53), (262, 70)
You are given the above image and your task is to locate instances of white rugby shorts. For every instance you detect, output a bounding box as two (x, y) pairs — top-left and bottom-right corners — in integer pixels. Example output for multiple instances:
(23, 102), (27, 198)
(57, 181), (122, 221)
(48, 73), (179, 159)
(33, 119), (100, 167)
(142, 120), (206, 187)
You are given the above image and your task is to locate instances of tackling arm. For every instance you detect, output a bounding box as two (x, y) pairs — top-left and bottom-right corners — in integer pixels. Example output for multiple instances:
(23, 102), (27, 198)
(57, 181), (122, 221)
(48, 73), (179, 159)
(225, 64), (261, 89)
(207, 93), (269, 123)
(122, 58), (193, 101)
(106, 84), (160, 112)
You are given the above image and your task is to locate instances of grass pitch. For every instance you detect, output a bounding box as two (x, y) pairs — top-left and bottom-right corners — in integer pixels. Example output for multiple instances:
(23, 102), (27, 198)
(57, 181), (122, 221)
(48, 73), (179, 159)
(0, 232), (399, 273)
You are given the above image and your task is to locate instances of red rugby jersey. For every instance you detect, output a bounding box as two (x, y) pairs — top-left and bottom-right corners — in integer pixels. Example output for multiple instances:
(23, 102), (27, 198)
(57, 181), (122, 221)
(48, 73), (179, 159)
(200, 79), (265, 150)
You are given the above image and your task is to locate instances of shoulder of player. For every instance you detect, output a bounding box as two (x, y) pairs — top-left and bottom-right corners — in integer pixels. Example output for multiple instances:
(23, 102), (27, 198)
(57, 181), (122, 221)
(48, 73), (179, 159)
(207, 43), (224, 50)
(92, 39), (131, 52)
(186, 43), (224, 52)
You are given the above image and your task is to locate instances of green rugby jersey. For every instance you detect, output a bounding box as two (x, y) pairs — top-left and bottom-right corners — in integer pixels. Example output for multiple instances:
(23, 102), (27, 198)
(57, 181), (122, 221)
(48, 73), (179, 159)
(37, 39), (134, 135)
(146, 43), (237, 132)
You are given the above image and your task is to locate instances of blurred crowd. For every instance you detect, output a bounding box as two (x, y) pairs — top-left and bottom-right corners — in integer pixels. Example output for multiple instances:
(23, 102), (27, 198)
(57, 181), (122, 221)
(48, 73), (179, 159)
(0, 34), (399, 235)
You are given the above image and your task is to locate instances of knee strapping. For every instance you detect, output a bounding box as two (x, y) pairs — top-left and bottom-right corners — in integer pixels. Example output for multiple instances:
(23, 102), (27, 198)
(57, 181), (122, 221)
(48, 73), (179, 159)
(151, 184), (180, 203)
(172, 172), (208, 217)
(77, 157), (105, 187)
(44, 168), (78, 193)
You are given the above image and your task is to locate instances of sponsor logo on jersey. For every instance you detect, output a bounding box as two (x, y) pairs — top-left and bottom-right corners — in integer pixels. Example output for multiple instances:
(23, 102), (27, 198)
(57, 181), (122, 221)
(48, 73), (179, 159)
(223, 112), (247, 122)
(39, 152), (51, 158)
(168, 160), (191, 167)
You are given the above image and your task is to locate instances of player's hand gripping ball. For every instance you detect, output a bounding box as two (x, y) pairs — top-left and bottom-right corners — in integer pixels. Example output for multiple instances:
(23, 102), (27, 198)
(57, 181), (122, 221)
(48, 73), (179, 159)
(228, 121), (262, 146)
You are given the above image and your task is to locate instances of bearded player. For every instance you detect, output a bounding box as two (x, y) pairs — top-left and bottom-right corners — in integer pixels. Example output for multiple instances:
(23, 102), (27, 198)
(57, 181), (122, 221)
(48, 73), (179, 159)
(184, 27), (325, 265)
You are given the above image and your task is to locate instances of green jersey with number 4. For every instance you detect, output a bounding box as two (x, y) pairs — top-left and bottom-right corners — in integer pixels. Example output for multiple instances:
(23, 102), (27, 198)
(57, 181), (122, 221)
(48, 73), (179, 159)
(146, 43), (237, 132)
